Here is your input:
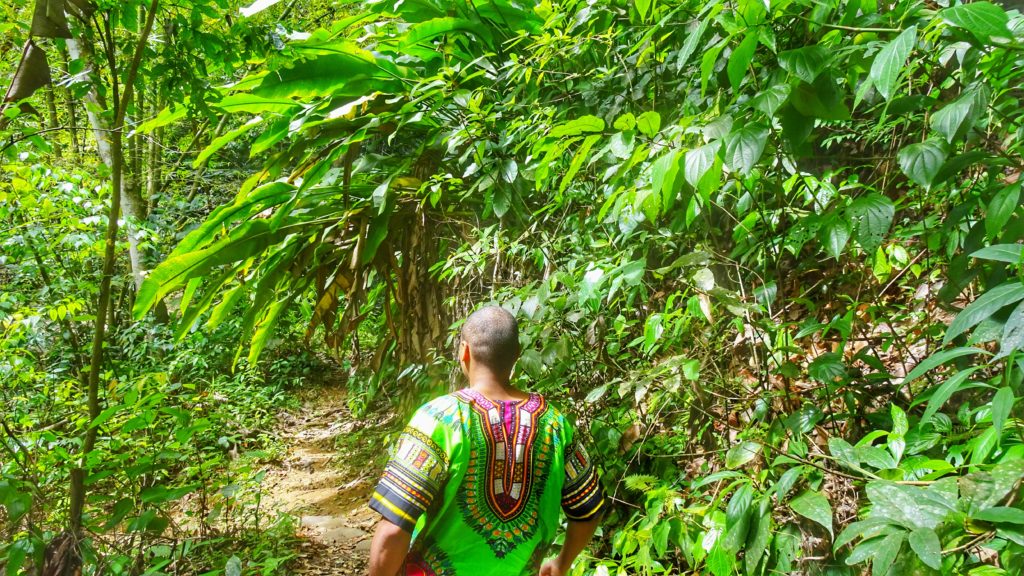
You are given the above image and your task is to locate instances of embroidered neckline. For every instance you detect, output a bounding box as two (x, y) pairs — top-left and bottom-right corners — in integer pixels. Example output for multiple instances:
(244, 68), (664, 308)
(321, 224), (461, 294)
(454, 389), (547, 521)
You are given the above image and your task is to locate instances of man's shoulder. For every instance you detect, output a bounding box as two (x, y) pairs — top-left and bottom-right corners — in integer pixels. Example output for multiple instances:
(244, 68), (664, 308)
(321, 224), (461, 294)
(537, 396), (577, 437)
(416, 392), (463, 421)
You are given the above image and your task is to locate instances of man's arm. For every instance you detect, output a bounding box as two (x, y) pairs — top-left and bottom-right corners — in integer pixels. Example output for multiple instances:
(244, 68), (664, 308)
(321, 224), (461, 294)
(540, 515), (601, 576)
(368, 518), (411, 576)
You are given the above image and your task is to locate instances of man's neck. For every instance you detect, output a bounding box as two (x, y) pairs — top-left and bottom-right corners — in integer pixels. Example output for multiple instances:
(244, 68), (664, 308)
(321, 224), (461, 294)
(467, 373), (528, 402)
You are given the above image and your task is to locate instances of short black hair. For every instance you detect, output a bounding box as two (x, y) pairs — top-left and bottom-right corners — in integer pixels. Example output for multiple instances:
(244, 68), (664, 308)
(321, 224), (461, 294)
(461, 306), (520, 374)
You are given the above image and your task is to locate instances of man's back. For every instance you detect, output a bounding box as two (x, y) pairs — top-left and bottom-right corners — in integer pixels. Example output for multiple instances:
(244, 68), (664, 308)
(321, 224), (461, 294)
(370, 389), (604, 575)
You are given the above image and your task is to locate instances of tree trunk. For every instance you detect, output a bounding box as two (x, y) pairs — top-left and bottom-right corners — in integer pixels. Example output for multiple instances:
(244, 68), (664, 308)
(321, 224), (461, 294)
(147, 92), (161, 202)
(57, 44), (80, 158)
(67, 35), (149, 291)
(68, 0), (160, 539)
(45, 86), (62, 159)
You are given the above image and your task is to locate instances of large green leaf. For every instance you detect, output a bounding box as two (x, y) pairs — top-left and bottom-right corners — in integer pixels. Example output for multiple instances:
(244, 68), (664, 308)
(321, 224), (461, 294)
(974, 506), (1024, 525)
(399, 17), (494, 51)
(700, 39), (726, 96)
(724, 124), (768, 176)
(790, 75), (851, 121)
(745, 501), (771, 575)
(972, 244), (1024, 263)
(942, 2), (1012, 43)
(135, 103), (187, 134)
(559, 134), (601, 194)
(254, 49), (402, 99)
(871, 531), (905, 576)
(931, 86), (989, 144)
(790, 490), (833, 538)
(869, 26), (917, 101)
(637, 111), (661, 138)
(998, 300), (1024, 359)
(985, 184), (1021, 239)
(724, 483), (754, 552)
(725, 440), (761, 468)
(751, 84), (791, 118)
(215, 94), (302, 115)
(845, 193), (894, 253)
(835, 517), (895, 552)
(550, 115), (605, 138)
(908, 527), (941, 570)
(866, 482), (952, 529)
(945, 281), (1024, 344)
(135, 220), (289, 316)
(917, 366), (983, 427)
(821, 218), (851, 259)
(675, 16), (711, 72)
(897, 139), (946, 190)
(634, 0), (652, 21)
(960, 459), (1024, 513)
(991, 386), (1014, 433)
(778, 45), (827, 83)
(165, 182), (296, 259)
(194, 116), (265, 167)
(684, 142), (720, 188)
(727, 33), (758, 89)
(248, 287), (301, 364)
(651, 150), (680, 210)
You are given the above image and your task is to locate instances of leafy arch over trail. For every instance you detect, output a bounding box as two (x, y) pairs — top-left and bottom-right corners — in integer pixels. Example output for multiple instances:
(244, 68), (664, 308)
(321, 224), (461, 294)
(128, 0), (1024, 573)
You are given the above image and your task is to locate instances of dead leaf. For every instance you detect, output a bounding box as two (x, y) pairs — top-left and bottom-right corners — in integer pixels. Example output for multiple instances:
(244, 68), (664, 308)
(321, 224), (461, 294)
(31, 0), (72, 38)
(4, 41), (52, 103)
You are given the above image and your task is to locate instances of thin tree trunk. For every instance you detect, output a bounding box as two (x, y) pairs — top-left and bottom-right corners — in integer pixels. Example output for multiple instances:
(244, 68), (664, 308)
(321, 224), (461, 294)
(147, 91), (161, 202)
(45, 86), (62, 158)
(67, 34), (149, 291)
(68, 0), (160, 538)
(57, 44), (80, 158)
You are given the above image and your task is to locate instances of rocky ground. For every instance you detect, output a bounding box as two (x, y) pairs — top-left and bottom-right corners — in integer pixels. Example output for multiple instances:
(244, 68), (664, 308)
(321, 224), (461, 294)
(261, 385), (391, 574)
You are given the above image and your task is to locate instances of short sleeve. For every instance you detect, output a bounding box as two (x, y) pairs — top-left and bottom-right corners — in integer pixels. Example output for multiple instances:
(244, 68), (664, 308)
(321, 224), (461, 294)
(369, 408), (451, 533)
(561, 437), (606, 521)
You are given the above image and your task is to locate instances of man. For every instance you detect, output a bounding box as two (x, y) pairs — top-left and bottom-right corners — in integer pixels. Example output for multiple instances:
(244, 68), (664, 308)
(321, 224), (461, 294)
(368, 306), (605, 576)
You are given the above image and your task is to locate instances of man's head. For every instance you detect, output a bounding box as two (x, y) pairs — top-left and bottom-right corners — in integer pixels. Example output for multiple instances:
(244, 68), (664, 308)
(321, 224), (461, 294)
(459, 306), (520, 377)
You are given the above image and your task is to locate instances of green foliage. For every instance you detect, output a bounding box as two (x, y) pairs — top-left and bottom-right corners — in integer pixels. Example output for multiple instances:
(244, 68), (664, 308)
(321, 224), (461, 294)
(6, 0), (1024, 574)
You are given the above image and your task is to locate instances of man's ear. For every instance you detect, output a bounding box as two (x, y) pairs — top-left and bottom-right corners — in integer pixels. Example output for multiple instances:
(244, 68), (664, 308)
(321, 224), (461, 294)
(461, 342), (471, 364)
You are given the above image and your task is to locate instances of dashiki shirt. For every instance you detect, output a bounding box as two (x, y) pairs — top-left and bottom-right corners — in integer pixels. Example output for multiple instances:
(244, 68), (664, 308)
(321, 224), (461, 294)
(369, 389), (605, 576)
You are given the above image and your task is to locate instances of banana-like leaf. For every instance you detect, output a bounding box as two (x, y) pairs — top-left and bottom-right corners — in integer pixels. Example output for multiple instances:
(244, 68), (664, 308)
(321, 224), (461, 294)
(253, 50), (404, 100)
(134, 220), (291, 318)
(167, 182), (295, 259)
(398, 17), (494, 51)
(174, 266), (246, 340)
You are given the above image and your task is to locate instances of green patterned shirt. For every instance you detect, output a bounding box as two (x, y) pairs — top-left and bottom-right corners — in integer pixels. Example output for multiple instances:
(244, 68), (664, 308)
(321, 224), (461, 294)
(369, 389), (605, 575)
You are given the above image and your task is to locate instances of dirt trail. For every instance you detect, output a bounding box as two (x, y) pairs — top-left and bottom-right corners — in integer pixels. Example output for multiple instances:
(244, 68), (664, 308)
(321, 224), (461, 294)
(261, 386), (383, 574)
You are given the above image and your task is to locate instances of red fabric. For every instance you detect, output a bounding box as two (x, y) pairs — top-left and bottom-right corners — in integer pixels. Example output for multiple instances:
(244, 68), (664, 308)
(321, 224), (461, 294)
(404, 559), (429, 576)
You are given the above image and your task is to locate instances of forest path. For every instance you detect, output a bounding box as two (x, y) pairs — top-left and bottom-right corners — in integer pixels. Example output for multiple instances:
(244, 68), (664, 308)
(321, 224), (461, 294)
(261, 385), (384, 574)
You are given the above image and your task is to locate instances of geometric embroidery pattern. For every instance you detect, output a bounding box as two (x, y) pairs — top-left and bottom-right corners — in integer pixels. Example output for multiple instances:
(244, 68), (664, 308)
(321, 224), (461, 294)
(561, 438), (605, 521)
(404, 538), (457, 576)
(368, 390), (606, 575)
(454, 389), (555, 558)
(370, 427), (448, 533)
